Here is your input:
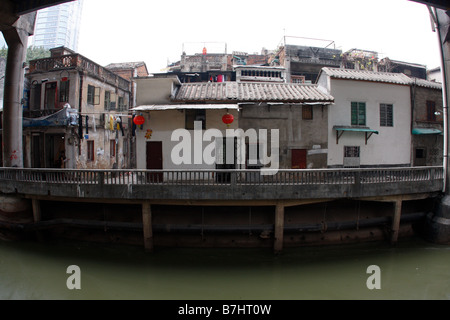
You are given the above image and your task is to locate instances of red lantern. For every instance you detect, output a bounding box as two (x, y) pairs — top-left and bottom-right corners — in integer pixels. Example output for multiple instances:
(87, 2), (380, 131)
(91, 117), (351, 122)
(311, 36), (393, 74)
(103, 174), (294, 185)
(133, 115), (145, 126)
(222, 113), (234, 126)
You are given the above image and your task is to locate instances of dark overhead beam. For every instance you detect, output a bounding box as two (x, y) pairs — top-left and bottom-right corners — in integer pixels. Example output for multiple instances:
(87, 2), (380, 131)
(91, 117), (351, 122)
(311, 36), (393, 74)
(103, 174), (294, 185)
(409, 0), (450, 10)
(13, 0), (75, 15)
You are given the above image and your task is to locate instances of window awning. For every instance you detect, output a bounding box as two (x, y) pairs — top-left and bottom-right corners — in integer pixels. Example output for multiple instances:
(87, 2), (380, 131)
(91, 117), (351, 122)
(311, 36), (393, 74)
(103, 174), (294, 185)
(132, 104), (239, 111)
(333, 126), (379, 145)
(412, 128), (442, 135)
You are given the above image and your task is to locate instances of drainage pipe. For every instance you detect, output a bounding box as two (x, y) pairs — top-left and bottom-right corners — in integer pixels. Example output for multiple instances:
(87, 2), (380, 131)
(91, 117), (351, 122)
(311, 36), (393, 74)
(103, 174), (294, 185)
(0, 212), (427, 234)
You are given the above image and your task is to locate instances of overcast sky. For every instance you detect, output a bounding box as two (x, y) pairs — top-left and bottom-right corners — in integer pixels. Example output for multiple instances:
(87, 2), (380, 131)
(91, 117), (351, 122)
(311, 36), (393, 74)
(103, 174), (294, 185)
(77, 0), (441, 74)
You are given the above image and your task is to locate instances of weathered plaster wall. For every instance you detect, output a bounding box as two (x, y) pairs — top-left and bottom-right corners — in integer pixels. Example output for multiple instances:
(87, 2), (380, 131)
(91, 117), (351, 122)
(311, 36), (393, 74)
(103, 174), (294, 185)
(239, 103), (328, 169)
(327, 79), (411, 167)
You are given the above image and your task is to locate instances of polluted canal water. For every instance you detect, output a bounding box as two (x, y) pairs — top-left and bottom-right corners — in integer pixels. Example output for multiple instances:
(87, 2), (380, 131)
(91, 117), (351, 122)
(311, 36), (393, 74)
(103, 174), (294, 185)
(0, 236), (449, 300)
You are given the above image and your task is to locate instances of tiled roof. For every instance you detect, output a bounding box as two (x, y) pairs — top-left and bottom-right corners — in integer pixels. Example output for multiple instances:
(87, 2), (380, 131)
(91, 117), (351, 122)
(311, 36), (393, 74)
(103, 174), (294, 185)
(411, 77), (442, 90)
(321, 67), (412, 85)
(173, 82), (334, 103)
(321, 67), (442, 90)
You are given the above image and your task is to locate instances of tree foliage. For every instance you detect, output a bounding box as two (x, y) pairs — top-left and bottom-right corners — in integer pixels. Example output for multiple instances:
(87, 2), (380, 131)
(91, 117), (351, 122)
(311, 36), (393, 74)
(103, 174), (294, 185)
(26, 46), (50, 62)
(0, 46), (50, 62)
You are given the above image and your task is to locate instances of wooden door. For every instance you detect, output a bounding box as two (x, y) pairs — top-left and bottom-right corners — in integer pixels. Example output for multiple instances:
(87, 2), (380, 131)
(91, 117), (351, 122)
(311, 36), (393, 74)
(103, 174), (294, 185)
(291, 149), (307, 169)
(146, 141), (163, 182)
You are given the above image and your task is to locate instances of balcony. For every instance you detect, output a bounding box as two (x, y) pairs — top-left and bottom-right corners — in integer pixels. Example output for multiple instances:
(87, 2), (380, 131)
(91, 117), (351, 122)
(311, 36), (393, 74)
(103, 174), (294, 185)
(28, 54), (130, 92)
(23, 108), (61, 119)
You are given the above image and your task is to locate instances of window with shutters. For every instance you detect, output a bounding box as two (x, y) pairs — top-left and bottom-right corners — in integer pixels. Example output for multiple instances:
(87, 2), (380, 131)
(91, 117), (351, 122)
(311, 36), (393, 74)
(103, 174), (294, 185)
(351, 102), (366, 126)
(87, 85), (100, 105)
(104, 91), (111, 110)
(302, 105), (313, 120)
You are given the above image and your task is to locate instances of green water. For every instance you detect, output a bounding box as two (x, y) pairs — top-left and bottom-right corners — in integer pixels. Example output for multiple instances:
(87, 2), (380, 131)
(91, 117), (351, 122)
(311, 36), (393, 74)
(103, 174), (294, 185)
(0, 237), (449, 300)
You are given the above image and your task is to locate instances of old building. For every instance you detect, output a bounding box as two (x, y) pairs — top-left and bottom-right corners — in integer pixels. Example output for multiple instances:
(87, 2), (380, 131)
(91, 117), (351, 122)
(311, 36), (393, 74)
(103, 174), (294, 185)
(410, 78), (443, 166)
(162, 46), (271, 84)
(235, 65), (287, 83)
(317, 67), (443, 168)
(318, 68), (413, 168)
(105, 61), (149, 106)
(270, 43), (342, 84)
(378, 57), (427, 79)
(132, 76), (334, 173)
(165, 47), (234, 83)
(24, 46), (133, 169)
(340, 48), (379, 71)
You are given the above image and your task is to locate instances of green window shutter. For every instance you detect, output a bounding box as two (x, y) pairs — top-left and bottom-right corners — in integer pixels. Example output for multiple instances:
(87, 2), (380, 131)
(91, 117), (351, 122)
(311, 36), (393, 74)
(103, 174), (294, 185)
(351, 102), (358, 125)
(351, 102), (365, 125)
(358, 102), (366, 125)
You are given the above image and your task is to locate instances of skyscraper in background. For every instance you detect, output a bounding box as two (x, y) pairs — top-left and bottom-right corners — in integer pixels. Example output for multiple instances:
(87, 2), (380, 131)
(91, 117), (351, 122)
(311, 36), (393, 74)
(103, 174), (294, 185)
(30, 0), (84, 51)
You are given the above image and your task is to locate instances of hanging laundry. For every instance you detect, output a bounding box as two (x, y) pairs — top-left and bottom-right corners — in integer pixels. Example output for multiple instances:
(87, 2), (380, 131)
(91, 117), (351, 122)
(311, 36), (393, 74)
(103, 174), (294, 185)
(109, 115), (114, 131)
(118, 116), (125, 136)
(78, 115), (83, 139)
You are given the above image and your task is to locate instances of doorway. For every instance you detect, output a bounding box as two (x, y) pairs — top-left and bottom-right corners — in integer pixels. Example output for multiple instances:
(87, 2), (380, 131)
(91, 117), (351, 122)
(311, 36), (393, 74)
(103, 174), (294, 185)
(291, 149), (307, 169)
(146, 141), (163, 182)
(216, 137), (237, 182)
(45, 134), (65, 168)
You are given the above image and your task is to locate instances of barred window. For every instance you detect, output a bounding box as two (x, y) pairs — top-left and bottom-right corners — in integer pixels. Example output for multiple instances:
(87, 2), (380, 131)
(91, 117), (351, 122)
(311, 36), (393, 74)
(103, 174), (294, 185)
(380, 104), (393, 126)
(344, 146), (360, 158)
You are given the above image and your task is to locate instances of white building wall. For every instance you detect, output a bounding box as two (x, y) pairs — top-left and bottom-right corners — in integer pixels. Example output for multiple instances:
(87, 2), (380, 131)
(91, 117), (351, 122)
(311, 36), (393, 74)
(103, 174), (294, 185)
(135, 109), (240, 170)
(326, 79), (411, 167)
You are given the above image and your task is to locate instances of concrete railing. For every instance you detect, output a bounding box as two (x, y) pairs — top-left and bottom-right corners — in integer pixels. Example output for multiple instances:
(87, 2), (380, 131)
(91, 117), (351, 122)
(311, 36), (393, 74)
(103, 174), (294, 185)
(28, 54), (131, 92)
(0, 166), (443, 201)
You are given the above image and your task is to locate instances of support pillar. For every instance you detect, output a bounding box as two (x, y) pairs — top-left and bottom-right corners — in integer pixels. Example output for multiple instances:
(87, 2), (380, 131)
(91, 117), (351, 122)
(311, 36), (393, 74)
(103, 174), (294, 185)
(142, 202), (153, 252)
(31, 198), (41, 222)
(274, 202), (285, 253)
(390, 199), (402, 244)
(1, 12), (36, 167)
(31, 198), (44, 241)
(426, 7), (450, 244)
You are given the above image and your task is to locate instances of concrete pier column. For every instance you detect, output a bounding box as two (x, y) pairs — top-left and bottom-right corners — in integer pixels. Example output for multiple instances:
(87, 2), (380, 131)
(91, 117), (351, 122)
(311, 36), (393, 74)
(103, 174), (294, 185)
(390, 199), (402, 244)
(31, 198), (41, 222)
(142, 202), (153, 252)
(426, 8), (450, 244)
(1, 12), (36, 167)
(426, 195), (450, 244)
(31, 198), (44, 241)
(274, 202), (285, 253)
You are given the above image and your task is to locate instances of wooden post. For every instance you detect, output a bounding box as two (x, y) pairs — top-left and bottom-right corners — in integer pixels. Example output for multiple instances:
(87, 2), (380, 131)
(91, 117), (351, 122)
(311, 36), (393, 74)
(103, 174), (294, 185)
(274, 202), (285, 253)
(142, 202), (153, 252)
(391, 199), (402, 244)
